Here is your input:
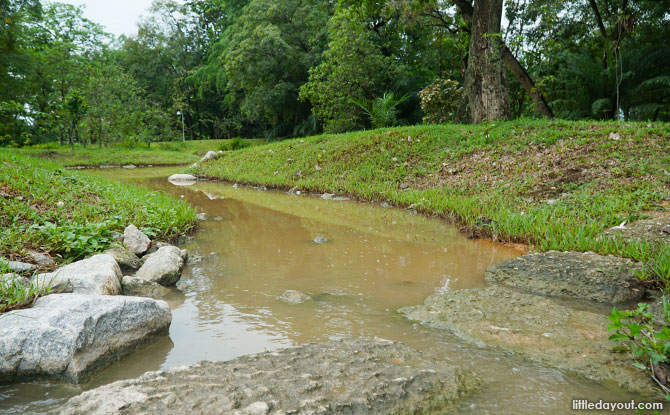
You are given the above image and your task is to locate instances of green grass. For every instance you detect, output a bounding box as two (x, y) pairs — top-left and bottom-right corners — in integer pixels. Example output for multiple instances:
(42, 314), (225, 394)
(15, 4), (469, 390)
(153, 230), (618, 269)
(12, 138), (267, 167)
(193, 118), (670, 290)
(0, 150), (197, 266)
(0, 268), (50, 313)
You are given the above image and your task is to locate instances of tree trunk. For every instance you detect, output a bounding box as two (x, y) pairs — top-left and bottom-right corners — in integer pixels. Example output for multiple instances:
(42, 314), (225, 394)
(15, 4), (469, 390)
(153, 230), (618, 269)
(452, 0), (552, 119)
(463, 0), (510, 123)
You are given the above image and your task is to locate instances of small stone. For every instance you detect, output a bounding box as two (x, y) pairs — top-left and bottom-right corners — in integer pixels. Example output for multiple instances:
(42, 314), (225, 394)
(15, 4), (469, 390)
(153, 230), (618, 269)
(168, 174), (197, 186)
(0, 273), (29, 289)
(0, 259), (36, 273)
(280, 290), (311, 305)
(313, 235), (328, 244)
(104, 245), (141, 272)
(56, 201), (65, 207)
(135, 246), (185, 286)
(662, 226), (670, 234)
(200, 151), (219, 162)
(213, 216), (223, 221)
(380, 202), (392, 208)
(121, 276), (172, 299)
(109, 231), (123, 242)
(123, 225), (151, 256)
(321, 193), (334, 200)
(196, 213), (208, 221)
(145, 241), (171, 256)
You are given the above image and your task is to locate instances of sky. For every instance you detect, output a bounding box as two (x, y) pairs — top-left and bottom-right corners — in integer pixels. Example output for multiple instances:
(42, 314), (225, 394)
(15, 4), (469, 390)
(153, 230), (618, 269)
(56, 0), (159, 37)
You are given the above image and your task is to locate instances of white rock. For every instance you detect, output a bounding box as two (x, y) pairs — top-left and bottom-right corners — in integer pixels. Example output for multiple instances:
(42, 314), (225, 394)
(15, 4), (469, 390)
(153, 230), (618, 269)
(26, 250), (55, 267)
(0, 273), (28, 288)
(34, 254), (122, 295)
(0, 258), (35, 273)
(0, 294), (171, 383)
(123, 224), (151, 256)
(168, 174), (197, 186)
(135, 246), (185, 286)
(200, 151), (219, 162)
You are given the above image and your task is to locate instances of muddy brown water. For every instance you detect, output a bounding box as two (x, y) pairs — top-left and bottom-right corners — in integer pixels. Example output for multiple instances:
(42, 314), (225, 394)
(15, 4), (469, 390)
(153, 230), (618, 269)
(0, 167), (648, 414)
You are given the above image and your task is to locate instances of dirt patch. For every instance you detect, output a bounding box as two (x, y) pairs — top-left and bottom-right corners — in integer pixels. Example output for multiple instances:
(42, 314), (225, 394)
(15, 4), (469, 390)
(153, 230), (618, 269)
(411, 135), (668, 198)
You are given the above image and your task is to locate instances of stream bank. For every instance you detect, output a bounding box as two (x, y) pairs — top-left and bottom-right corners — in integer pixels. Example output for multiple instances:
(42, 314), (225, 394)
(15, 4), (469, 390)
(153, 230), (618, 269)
(1, 166), (659, 414)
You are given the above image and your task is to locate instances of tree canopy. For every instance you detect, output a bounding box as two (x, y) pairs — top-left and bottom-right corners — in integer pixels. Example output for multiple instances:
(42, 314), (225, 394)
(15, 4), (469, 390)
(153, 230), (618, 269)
(1, 0), (668, 146)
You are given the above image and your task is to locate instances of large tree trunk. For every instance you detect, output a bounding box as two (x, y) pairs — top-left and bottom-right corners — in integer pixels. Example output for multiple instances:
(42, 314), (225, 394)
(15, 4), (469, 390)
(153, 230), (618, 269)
(463, 0), (510, 123)
(452, 0), (553, 119)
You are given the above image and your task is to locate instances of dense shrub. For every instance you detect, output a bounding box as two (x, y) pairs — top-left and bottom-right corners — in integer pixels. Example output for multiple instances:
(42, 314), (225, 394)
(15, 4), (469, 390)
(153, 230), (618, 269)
(419, 79), (461, 124)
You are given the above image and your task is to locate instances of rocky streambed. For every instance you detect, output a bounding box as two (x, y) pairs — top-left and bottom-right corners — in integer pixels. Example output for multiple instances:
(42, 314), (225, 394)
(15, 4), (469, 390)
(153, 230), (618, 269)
(401, 250), (657, 394)
(2, 170), (667, 413)
(58, 337), (478, 415)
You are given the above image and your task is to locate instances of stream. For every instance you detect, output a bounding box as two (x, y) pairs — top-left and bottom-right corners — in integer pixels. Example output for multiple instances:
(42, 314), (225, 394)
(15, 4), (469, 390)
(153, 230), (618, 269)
(0, 166), (643, 414)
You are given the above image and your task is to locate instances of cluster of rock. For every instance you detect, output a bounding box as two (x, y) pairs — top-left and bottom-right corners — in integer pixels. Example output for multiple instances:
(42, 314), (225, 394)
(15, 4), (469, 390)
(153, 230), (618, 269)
(401, 250), (655, 393)
(0, 224), (187, 384)
(59, 337), (479, 415)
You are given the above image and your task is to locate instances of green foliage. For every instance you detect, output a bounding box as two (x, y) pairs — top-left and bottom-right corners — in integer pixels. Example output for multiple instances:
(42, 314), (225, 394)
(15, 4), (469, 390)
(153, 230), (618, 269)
(221, 0), (331, 138)
(0, 150), (197, 261)
(349, 92), (410, 129)
(299, 8), (389, 133)
(2, 0), (670, 145)
(609, 299), (670, 395)
(419, 79), (462, 124)
(218, 137), (250, 151)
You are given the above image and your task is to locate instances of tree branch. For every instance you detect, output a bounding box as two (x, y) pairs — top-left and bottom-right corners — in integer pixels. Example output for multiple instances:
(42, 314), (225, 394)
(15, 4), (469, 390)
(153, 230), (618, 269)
(589, 0), (609, 39)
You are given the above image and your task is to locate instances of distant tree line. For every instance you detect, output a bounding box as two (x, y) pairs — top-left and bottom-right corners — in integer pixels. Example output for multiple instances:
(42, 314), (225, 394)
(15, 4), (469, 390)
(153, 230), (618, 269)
(1, 0), (668, 147)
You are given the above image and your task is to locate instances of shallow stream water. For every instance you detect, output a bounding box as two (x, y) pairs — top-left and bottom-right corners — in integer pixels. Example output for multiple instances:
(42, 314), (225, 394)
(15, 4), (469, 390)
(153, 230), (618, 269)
(0, 167), (647, 414)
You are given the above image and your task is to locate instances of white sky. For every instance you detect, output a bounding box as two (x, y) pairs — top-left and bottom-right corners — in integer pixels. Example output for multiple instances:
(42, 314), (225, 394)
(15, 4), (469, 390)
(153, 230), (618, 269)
(56, 0), (160, 37)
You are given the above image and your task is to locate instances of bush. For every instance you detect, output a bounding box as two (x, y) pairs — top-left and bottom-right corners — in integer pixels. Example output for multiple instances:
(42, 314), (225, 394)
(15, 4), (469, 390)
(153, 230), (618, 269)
(156, 141), (186, 151)
(609, 298), (670, 395)
(218, 137), (250, 152)
(419, 79), (462, 124)
(349, 92), (409, 129)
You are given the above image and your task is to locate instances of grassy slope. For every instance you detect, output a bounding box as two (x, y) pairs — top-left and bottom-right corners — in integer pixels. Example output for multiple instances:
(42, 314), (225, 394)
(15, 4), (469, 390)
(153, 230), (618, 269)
(14, 138), (266, 167)
(0, 150), (197, 267)
(194, 119), (670, 288)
